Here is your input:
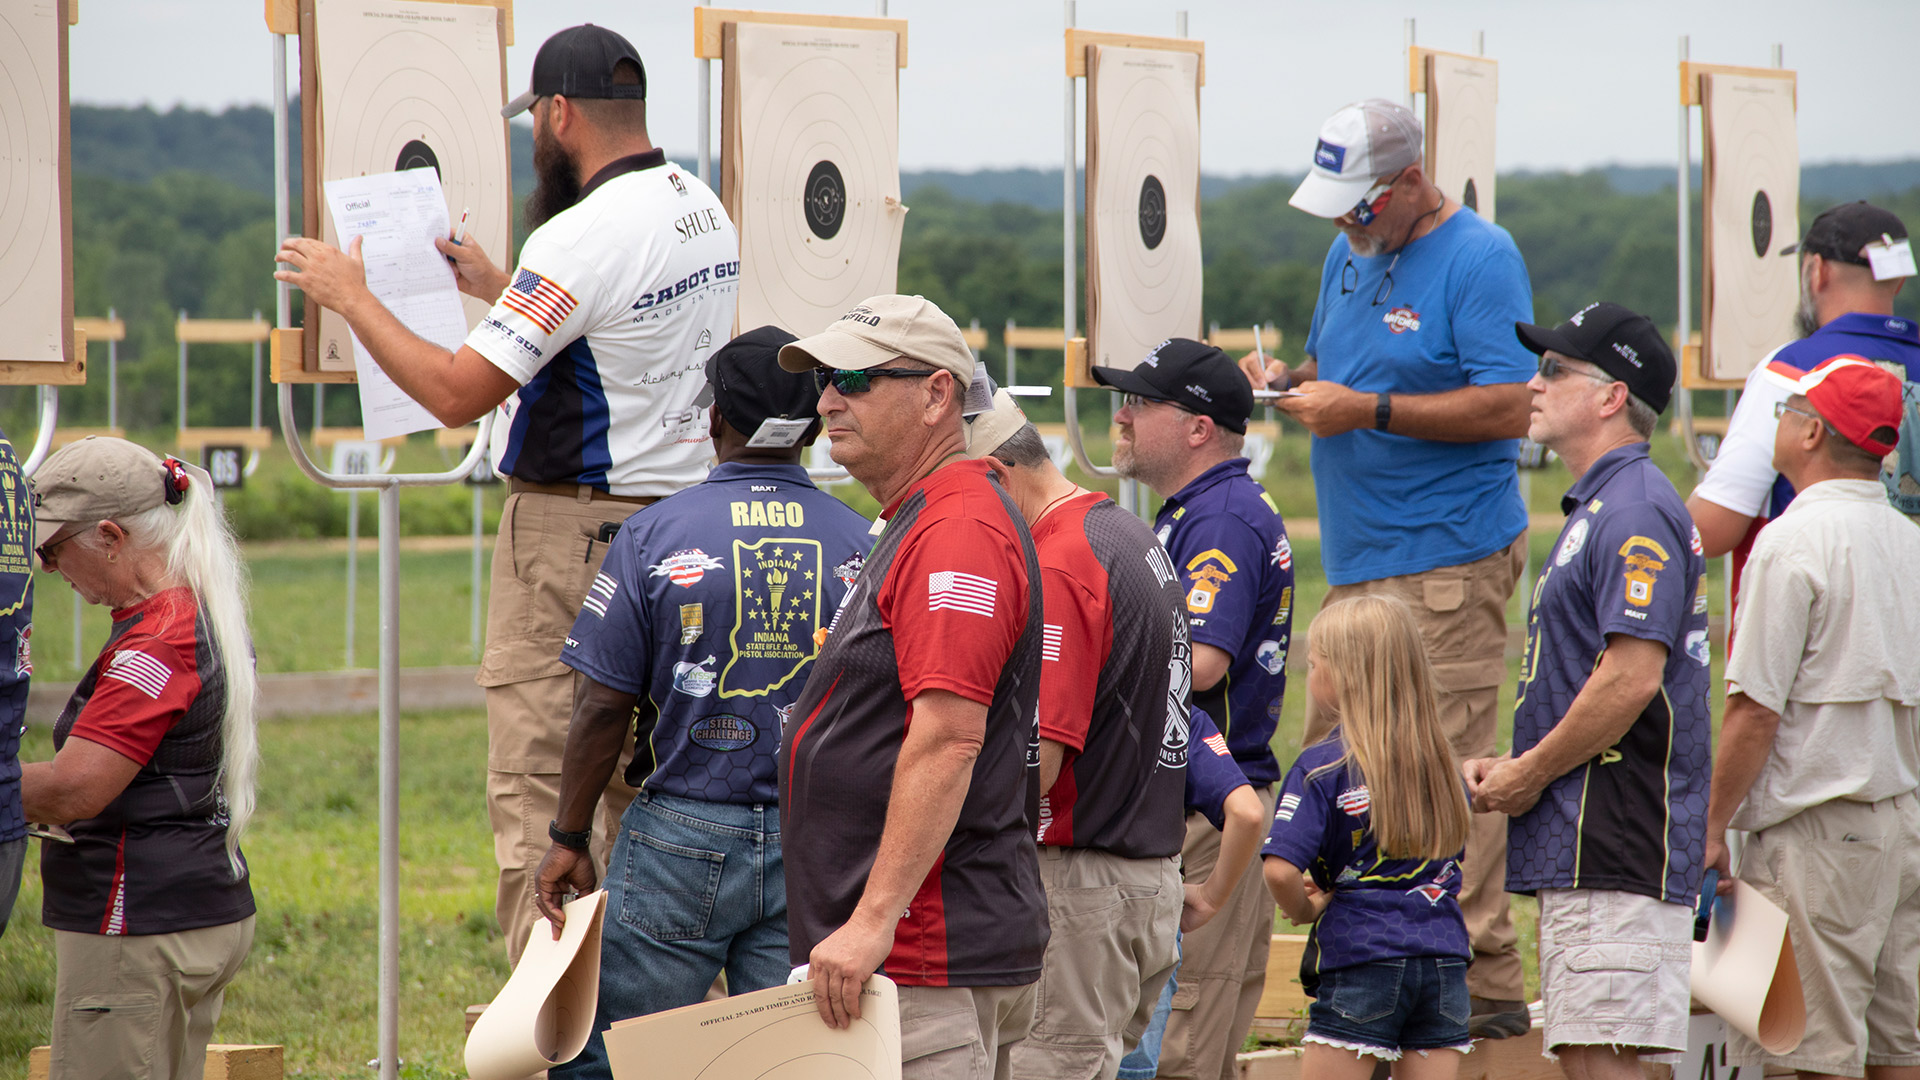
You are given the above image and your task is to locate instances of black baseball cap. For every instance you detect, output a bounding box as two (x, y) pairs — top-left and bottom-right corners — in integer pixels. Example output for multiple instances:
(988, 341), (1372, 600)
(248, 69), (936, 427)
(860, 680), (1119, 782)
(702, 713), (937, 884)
(502, 24), (648, 119)
(1515, 302), (1677, 414)
(1781, 201), (1909, 267)
(700, 326), (822, 447)
(1091, 338), (1255, 434)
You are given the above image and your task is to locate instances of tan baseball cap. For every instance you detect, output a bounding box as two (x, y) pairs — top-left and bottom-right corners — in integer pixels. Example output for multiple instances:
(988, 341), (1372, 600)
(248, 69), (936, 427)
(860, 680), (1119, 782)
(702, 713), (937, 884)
(778, 294), (976, 384)
(30, 437), (181, 550)
(964, 389), (1030, 460)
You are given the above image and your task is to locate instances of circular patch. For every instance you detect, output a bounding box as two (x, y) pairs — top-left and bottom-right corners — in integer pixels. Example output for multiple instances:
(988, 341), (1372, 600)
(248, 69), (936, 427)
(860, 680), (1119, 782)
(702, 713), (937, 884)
(689, 713), (758, 752)
(395, 138), (440, 178)
(1555, 517), (1591, 567)
(1751, 190), (1773, 259)
(1462, 177), (1479, 213)
(1138, 174), (1167, 250)
(804, 160), (846, 240)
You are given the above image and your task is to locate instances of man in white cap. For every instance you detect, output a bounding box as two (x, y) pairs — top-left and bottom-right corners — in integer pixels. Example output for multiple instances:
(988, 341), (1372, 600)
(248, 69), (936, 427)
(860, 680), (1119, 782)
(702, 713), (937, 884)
(776, 297), (1049, 1080)
(1247, 97), (1537, 1037)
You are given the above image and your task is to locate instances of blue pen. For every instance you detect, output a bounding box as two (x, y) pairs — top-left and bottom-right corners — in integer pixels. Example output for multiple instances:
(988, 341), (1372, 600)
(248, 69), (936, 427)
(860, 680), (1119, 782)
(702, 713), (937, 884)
(1694, 868), (1719, 941)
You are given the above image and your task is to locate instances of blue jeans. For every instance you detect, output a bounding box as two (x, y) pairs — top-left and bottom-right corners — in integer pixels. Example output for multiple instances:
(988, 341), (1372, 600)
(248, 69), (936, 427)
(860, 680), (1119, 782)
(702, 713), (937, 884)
(1117, 934), (1179, 1079)
(552, 792), (787, 1080)
(1306, 956), (1471, 1056)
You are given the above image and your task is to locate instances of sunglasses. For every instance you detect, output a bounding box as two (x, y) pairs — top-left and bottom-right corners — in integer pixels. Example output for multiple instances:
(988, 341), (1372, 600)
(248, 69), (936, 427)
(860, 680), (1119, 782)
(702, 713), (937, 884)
(1121, 392), (1195, 415)
(37, 530), (81, 571)
(813, 367), (935, 395)
(1537, 354), (1616, 383)
(1773, 400), (1840, 437)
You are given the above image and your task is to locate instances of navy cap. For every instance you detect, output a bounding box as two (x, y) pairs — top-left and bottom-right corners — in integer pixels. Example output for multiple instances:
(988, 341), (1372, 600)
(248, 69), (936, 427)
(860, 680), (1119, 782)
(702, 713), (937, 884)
(1515, 302), (1677, 414)
(1782, 201), (1909, 268)
(1091, 338), (1255, 434)
(503, 24), (647, 118)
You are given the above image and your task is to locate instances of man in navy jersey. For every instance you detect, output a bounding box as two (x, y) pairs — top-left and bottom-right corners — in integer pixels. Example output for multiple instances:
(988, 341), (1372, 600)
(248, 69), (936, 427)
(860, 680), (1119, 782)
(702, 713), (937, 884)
(534, 328), (870, 1079)
(966, 388), (1261, 1078)
(0, 426), (30, 938)
(777, 296), (1047, 1080)
(1092, 339), (1291, 1080)
(278, 25), (741, 961)
(1465, 304), (1709, 1075)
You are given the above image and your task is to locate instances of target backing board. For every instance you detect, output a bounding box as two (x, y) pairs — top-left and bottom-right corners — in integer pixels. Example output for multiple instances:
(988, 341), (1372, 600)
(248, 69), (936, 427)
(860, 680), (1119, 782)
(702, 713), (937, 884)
(0, 0), (72, 371)
(722, 20), (904, 338)
(1086, 43), (1202, 371)
(1702, 71), (1798, 382)
(302, 0), (510, 374)
(1423, 52), (1497, 222)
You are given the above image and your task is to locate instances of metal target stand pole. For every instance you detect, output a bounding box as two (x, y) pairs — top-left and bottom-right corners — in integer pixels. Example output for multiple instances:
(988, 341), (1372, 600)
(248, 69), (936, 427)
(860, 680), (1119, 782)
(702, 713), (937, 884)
(1060, 1), (1123, 506)
(270, 27), (496, 1080)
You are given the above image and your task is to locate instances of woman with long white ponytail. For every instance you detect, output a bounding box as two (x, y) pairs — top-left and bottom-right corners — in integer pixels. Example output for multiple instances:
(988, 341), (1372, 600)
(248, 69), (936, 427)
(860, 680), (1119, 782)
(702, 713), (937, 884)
(21, 436), (259, 1080)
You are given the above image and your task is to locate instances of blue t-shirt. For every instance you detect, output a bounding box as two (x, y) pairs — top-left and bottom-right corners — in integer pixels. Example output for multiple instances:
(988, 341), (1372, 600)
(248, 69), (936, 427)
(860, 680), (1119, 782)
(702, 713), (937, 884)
(0, 429), (30, 847)
(561, 461), (871, 805)
(1758, 312), (1920, 518)
(1262, 734), (1470, 981)
(1302, 208), (1535, 585)
(1153, 461), (1292, 784)
(1509, 444), (1711, 903)
(1185, 708), (1250, 831)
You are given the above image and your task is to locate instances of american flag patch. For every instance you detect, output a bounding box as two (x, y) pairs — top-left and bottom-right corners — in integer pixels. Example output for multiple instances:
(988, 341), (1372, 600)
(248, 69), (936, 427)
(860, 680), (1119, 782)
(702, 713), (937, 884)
(582, 572), (618, 618)
(927, 571), (997, 618)
(1275, 792), (1301, 822)
(503, 268), (578, 334)
(1202, 732), (1229, 756)
(1336, 786), (1371, 817)
(104, 649), (171, 700)
(1041, 624), (1063, 661)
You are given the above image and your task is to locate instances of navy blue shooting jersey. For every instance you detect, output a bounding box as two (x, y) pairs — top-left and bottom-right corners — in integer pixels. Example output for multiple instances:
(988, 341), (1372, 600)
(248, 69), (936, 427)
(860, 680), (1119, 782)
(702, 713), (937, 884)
(1186, 709), (1250, 831)
(1510, 444), (1711, 903)
(561, 462), (871, 804)
(1263, 734), (1470, 984)
(0, 429), (30, 847)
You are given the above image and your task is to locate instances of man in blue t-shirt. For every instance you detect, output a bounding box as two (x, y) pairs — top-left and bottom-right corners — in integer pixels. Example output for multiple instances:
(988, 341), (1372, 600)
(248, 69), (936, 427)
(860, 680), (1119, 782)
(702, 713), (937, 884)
(0, 426), (31, 938)
(533, 327), (872, 1080)
(1092, 339), (1291, 1080)
(1249, 97), (1536, 1036)
(1465, 304), (1710, 1074)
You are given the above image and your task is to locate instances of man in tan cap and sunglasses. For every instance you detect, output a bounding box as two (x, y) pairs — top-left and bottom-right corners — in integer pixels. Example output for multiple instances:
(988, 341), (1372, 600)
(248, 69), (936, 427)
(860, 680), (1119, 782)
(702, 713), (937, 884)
(776, 295), (1049, 1080)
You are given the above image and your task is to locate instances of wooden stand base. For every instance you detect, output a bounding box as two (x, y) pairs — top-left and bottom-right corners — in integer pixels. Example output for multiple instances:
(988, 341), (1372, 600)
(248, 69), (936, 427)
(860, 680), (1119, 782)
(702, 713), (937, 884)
(29, 1044), (282, 1080)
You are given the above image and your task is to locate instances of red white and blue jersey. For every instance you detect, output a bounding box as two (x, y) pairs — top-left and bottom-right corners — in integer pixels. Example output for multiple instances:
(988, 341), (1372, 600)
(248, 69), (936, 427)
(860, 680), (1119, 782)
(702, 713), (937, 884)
(1510, 444), (1711, 904)
(1153, 460), (1293, 784)
(467, 150), (739, 496)
(560, 462), (871, 805)
(781, 461), (1048, 987)
(1262, 734), (1469, 981)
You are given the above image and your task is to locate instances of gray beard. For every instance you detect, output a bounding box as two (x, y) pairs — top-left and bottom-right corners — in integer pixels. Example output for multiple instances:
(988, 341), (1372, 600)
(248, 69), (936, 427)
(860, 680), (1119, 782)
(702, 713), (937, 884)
(1793, 288), (1821, 339)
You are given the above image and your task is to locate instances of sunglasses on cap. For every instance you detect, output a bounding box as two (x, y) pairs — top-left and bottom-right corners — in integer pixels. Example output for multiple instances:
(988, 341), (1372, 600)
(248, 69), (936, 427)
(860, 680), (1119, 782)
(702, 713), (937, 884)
(1347, 168), (1408, 226)
(813, 367), (935, 395)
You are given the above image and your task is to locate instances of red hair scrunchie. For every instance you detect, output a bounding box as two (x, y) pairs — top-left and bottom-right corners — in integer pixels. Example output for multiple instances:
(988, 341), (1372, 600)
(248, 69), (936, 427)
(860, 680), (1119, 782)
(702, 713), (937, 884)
(162, 456), (191, 504)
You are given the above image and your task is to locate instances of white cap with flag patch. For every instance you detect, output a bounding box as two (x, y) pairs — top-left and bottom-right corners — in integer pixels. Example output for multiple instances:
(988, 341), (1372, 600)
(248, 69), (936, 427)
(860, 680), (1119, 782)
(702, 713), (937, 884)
(1288, 99), (1423, 220)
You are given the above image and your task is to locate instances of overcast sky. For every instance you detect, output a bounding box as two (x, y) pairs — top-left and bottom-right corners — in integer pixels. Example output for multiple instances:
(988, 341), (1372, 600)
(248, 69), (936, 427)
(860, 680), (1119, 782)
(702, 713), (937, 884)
(67, 0), (1920, 175)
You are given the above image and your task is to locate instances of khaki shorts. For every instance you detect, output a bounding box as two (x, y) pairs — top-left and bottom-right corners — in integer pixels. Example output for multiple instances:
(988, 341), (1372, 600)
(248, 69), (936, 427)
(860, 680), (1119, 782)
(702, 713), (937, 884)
(1729, 793), (1920, 1077)
(1537, 888), (1690, 1060)
(901, 983), (1038, 1080)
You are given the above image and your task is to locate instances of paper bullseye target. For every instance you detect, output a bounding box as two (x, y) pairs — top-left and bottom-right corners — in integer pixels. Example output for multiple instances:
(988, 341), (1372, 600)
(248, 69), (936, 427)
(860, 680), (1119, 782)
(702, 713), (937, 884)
(0, 0), (68, 365)
(306, 0), (509, 372)
(1424, 52), (1497, 222)
(1086, 44), (1202, 370)
(725, 21), (904, 337)
(1702, 71), (1798, 382)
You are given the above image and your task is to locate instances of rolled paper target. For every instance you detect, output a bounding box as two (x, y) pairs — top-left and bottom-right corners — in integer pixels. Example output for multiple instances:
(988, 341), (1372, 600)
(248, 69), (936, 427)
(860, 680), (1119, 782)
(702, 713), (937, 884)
(464, 889), (609, 1080)
(1689, 878), (1807, 1055)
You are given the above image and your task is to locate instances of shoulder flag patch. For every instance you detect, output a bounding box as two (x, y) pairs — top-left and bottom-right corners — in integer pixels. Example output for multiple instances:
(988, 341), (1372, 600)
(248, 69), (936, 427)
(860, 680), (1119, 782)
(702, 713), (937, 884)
(928, 571), (998, 618)
(1041, 623), (1063, 662)
(582, 572), (618, 618)
(104, 649), (172, 700)
(503, 268), (578, 334)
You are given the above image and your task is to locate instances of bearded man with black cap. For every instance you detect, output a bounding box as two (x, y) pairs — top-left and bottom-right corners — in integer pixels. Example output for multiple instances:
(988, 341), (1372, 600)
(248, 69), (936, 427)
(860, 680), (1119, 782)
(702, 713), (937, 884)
(532, 327), (870, 1080)
(1464, 303), (1710, 1078)
(276, 23), (740, 963)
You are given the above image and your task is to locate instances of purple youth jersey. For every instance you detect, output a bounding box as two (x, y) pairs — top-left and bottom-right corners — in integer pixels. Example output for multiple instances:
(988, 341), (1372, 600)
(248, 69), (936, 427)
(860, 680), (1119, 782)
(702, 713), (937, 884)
(1509, 444), (1711, 903)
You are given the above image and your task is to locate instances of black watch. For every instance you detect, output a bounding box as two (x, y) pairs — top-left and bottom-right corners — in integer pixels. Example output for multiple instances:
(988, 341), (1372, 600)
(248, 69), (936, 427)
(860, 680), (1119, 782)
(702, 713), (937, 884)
(548, 819), (592, 852)
(1374, 393), (1392, 431)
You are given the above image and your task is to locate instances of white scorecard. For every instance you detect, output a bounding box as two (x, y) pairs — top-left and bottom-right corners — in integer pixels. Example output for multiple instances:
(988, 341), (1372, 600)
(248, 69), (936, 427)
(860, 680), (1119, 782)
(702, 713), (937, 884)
(0, 0), (69, 364)
(1424, 52), (1498, 221)
(603, 974), (901, 1080)
(1701, 71), (1799, 382)
(307, 0), (510, 373)
(724, 21), (905, 337)
(1085, 44), (1203, 371)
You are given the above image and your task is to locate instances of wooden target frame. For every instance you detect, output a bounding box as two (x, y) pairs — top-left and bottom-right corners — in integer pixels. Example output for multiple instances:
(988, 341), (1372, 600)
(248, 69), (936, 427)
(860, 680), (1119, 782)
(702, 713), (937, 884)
(1409, 47), (1498, 222)
(0, 0), (82, 385)
(1696, 64), (1798, 385)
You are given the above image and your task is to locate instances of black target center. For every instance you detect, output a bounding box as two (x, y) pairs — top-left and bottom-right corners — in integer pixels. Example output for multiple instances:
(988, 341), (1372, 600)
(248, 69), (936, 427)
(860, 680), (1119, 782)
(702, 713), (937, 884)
(805, 161), (846, 240)
(397, 139), (441, 181)
(1463, 177), (1479, 213)
(1138, 175), (1167, 250)
(1751, 190), (1773, 259)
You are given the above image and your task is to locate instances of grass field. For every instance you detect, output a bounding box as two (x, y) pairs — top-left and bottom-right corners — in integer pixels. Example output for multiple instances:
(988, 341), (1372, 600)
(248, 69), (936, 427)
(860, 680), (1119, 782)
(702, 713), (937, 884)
(0, 424), (1735, 1076)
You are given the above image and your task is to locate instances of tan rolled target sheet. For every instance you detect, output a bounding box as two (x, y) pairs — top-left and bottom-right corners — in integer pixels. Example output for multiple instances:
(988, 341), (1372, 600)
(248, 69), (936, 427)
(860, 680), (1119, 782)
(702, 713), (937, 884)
(724, 21), (904, 337)
(464, 889), (609, 1080)
(0, 0), (71, 365)
(1086, 44), (1202, 371)
(1424, 52), (1497, 221)
(1702, 72), (1798, 382)
(305, 0), (510, 372)
(1690, 879), (1806, 1055)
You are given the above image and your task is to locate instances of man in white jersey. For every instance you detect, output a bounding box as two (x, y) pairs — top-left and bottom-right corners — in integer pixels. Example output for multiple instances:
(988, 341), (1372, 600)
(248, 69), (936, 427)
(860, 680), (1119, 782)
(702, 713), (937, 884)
(275, 24), (740, 962)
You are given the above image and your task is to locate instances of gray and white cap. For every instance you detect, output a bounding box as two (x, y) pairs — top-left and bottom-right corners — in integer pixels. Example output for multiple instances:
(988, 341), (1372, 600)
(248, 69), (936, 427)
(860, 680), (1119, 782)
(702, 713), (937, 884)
(1288, 99), (1423, 220)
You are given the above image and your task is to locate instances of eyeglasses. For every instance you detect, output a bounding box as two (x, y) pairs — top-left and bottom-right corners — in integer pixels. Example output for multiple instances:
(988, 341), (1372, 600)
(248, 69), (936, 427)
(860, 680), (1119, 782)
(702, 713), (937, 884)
(1774, 400), (1840, 436)
(1339, 255), (1398, 307)
(1537, 354), (1617, 383)
(813, 367), (936, 395)
(1120, 392), (1195, 415)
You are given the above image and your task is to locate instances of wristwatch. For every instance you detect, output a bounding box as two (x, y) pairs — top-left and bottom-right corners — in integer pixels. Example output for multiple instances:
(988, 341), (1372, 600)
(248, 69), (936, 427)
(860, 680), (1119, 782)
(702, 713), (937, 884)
(1375, 393), (1392, 431)
(548, 819), (592, 852)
